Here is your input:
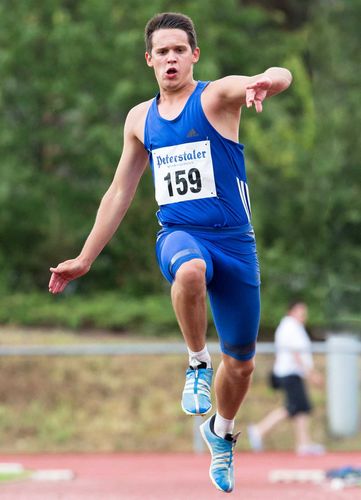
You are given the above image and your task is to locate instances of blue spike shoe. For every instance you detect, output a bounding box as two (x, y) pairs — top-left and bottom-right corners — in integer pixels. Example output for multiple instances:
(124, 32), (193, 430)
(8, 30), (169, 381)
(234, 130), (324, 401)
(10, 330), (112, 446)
(200, 414), (240, 493)
(181, 362), (213, 416)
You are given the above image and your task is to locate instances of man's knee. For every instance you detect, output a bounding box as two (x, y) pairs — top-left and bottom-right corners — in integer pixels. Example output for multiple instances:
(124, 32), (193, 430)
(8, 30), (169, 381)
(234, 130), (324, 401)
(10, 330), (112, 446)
(223, 355), (255, 380)
(174, 259), (206, 292)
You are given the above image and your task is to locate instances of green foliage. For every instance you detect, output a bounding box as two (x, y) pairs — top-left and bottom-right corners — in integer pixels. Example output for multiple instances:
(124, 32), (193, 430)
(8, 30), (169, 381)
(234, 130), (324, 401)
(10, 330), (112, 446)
(0, 0), (359, 329)
(306, 0), (361, 328)
(0, 292), (179, 333)
(1, 291), (356, 335)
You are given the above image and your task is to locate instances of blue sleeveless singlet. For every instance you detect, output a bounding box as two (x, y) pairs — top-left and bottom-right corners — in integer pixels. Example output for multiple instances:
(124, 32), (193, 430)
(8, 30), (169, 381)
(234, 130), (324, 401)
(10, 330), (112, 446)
(144, 81), (252, 228)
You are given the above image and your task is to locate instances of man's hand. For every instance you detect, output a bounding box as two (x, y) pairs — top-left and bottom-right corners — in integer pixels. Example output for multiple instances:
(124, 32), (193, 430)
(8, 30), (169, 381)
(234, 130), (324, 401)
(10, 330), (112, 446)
(245, 77), (272, 113)
(308, 370), (324, 388)
(49, 258), (91, 294)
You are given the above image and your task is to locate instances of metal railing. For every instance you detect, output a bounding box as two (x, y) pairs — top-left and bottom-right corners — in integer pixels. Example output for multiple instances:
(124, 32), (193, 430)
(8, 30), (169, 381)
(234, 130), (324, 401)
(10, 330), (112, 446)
(1, 340), (360, 357)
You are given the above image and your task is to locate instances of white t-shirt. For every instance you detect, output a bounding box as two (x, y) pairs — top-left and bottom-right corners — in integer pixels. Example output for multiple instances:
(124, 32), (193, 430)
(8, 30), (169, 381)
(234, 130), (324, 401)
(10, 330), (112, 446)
(273, 315), (313, 378)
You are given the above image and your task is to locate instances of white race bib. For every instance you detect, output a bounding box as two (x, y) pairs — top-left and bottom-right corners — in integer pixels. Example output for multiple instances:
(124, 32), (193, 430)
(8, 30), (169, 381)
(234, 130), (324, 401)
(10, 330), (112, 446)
(152, 140), (217, 205)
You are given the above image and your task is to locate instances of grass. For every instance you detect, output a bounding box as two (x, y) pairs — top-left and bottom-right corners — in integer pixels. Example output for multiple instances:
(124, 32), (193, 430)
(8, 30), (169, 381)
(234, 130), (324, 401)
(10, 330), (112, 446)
(0, 327), (359, 453)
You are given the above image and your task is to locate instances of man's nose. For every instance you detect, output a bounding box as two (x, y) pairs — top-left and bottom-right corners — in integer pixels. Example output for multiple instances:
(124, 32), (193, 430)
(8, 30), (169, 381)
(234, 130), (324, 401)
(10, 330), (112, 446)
(167, 51), (177, 62)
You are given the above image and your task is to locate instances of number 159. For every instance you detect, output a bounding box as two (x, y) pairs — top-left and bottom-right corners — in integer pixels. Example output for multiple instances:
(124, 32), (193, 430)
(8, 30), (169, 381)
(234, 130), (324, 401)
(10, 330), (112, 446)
(163, 168), (202, 197)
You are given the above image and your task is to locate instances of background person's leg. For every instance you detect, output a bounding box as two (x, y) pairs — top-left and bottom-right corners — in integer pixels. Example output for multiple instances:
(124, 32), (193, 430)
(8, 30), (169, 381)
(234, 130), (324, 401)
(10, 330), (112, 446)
(247, 407), (289, 451)
(293, 413), (312, 450)
(294, 414), (325, 455)
(255, 407), (289, 437)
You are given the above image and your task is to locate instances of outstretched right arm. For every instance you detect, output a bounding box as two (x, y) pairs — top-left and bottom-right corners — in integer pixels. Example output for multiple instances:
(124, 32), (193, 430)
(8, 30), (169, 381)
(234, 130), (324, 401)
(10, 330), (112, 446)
(49, 106), (149, 294)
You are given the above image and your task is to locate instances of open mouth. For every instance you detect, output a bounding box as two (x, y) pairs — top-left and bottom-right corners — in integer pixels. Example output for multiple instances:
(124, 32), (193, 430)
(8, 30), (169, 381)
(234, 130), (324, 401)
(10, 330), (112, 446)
(166, 68), (177, 75)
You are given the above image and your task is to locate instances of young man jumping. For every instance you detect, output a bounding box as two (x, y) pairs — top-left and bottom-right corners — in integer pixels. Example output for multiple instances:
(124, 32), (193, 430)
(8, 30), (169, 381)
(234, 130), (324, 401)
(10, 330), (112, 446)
(49, 12), (292, 493)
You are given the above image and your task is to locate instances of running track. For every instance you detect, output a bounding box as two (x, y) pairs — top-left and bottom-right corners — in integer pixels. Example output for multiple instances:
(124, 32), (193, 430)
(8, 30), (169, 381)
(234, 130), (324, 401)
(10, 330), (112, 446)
(0, 452), (360, 499)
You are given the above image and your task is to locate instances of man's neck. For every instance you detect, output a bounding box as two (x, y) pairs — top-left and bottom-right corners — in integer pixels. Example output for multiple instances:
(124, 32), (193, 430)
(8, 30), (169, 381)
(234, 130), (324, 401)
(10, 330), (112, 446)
(158, 79), (197, 105)
(156, 79), (198, 121)
(288, 313), (304, 325)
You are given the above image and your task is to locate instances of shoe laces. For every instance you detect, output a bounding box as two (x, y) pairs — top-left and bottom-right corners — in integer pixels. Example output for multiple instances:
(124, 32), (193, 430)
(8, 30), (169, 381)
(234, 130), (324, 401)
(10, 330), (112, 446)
(213, 450), (233, 470)
(212, 432), (240, 471)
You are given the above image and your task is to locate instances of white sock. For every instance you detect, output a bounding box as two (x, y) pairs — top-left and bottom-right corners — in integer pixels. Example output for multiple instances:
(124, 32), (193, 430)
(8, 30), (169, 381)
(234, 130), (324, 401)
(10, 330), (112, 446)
(187, 345), (212, 368)
(214, 413), (234, 438)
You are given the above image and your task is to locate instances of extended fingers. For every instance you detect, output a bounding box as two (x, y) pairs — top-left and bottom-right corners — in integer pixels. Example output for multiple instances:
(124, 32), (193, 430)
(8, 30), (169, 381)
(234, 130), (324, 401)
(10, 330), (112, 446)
(246, 77), (272, 110)
(246, 88), (256, 108)
(49, 262), (72, 280)
(255, 99), (263, 113)
(49, 273), (69, 294)
(54, 278), (69, 294)
(49, 265), (69, 294)
(246, 86), (267, 112)
(48, 272), (57, 290)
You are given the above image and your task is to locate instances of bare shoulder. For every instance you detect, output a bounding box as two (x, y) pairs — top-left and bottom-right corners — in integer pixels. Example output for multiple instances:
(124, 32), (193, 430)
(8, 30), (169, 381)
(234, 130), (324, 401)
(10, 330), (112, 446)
(125, 99), (153, 143)
(127, 99), (153, 121)
(201, 77), (249, 141)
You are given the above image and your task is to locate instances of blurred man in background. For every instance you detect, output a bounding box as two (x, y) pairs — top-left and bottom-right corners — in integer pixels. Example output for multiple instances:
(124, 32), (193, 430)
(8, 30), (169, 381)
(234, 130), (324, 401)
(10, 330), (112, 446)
(248, 301), (325, 455)
(49, 12), (292, 492)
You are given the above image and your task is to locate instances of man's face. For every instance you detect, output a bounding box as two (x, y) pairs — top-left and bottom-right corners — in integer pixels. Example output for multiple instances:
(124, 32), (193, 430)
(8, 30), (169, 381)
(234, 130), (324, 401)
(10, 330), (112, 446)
(145, 29), (200, 89)
(291, 303), (308, 324)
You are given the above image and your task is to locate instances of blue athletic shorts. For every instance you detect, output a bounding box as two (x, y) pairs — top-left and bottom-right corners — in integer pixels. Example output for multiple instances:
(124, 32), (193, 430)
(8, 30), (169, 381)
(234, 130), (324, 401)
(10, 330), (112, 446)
(155, 223), (261, 361)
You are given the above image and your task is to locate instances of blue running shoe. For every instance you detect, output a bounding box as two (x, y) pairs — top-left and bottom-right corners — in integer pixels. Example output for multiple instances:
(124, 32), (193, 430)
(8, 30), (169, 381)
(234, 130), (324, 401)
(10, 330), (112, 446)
(200, 414), (240, 493)
(181, 362), (213, 416)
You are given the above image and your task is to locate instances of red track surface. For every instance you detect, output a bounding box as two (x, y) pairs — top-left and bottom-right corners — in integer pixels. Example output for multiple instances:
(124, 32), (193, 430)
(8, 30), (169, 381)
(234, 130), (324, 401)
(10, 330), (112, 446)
(0, 452), (360, 499)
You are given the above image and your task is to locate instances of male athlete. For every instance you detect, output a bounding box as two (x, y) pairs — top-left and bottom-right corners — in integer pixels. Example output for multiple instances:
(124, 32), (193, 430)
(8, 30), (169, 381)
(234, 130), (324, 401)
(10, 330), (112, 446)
(49, 12), (292, 493)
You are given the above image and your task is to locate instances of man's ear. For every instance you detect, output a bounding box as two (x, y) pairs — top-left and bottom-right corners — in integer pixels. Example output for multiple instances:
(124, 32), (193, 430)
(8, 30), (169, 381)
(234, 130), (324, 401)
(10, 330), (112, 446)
(145, 52), (153, 67)
(192, 47), (200, 64)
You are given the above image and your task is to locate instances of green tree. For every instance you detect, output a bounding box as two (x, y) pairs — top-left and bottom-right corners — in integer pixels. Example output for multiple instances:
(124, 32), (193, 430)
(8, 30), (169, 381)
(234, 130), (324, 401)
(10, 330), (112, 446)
(0, 0), (359, 329)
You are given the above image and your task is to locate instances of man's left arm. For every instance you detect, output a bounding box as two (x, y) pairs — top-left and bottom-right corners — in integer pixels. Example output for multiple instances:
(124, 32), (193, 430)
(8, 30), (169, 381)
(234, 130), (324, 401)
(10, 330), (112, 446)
(213, 67), (293, 113)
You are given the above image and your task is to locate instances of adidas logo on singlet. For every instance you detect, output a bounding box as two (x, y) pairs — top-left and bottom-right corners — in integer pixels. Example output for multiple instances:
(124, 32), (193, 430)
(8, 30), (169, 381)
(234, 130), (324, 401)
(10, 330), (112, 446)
(186, 128), (199, 137)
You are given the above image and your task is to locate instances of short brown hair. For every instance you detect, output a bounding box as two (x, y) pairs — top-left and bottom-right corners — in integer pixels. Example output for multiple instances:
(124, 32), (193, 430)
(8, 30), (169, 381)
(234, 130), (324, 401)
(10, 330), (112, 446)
(144, 12), (198, 53)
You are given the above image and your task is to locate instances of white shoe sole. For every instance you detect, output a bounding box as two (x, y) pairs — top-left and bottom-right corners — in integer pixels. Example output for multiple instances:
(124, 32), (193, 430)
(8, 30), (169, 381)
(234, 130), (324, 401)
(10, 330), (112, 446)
(181, 401), (212, 416)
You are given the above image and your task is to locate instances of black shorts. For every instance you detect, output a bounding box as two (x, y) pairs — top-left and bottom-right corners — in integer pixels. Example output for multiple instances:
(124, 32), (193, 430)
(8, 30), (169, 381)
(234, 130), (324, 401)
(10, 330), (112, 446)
(279, 375), (312, 417)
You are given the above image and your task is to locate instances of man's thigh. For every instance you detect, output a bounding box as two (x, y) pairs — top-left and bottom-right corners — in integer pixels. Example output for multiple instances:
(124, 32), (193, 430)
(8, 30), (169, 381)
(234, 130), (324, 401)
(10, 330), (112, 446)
(156, 229), (213, 283)
(208, 253), (260, 361)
